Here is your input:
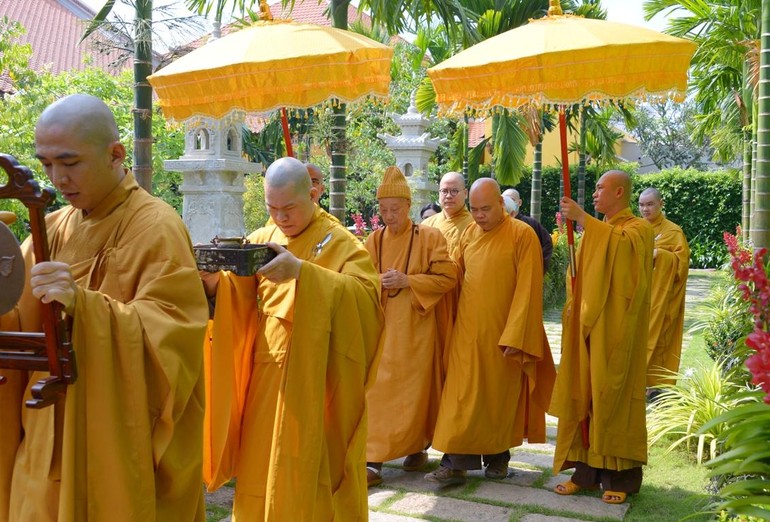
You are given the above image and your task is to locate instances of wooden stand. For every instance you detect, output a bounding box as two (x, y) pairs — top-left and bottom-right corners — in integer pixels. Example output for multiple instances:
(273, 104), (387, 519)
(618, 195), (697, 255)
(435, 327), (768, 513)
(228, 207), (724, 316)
(0, 153), (76, 408)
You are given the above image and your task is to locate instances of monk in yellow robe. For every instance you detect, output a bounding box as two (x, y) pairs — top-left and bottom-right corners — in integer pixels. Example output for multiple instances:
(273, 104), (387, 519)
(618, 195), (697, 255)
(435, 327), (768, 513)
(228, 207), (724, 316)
(426, 178), (556, 486)
(551, 170), (653, 505)
(0, 94), (209, 522)
(201, 156), (383, 521)
(421, 171), (474, 260)
(364, 167), (457, 487)
(639, 187), (690, 390)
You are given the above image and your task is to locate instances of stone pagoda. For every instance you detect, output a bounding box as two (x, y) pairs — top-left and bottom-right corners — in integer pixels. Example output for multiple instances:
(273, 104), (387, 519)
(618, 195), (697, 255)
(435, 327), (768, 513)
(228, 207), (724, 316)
(164, 112), (262, 245)
(378, 93), (445, 221)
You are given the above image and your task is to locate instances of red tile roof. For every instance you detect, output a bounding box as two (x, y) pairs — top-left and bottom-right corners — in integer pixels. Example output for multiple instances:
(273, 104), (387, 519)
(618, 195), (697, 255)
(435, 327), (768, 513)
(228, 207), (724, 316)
(0, 0), (129, 92)
(268, 0), (372, 26)
(468, 120), (487, 147)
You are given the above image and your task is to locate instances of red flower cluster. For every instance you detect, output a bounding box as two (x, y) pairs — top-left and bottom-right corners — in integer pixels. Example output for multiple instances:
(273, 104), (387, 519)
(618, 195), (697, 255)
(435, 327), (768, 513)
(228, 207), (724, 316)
(555, 211), (565, 235)
(725, 228), (770, 403)
(351, 213), (384, 238)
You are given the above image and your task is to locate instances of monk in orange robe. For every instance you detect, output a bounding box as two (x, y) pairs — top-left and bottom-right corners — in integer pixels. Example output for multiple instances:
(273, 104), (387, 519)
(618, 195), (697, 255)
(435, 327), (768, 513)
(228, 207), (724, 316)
(364, 167), (457, 487)
(421, 171), (474, 260)
(0, 94), (209, 522)
(551, 170), (653, 505)
(639, 187), (690, 391)
(426, 178), (556, 486)
(201, 157), (383, 521)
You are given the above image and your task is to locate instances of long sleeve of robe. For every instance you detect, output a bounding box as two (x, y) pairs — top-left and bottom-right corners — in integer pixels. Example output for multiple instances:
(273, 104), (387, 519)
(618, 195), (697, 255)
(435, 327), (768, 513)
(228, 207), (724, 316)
(550, 208), (653, 474)
(204, 207), (384, 522)
(0, 172), (209, 522)
(432, 217), (556, 455)
(364, 224), (457, 462)
(646, 215), (690, 386)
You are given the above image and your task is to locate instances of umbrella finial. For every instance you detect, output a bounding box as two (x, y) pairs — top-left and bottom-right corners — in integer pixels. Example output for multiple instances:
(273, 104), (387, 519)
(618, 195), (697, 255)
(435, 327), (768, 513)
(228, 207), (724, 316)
(259, 0), (273, 21)
(548, 0), (563, 16)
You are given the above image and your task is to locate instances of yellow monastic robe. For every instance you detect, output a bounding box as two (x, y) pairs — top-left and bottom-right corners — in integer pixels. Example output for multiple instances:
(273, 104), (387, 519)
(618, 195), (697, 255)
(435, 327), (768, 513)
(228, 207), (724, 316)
(647, 214), (690, 386)
(1, 172), (209, 522)
(432, 216), (556, 454)
(421, 207), (474, 261)
(550, 208), (653, 474)
(364, 223), (457, 462)
(204, 207), (383, 522)
(0, 311), (22, 521)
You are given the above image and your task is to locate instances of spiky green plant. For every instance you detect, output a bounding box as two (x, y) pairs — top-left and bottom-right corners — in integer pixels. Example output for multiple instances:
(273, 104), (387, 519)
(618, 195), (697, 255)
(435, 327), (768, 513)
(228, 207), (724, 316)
(647, 360), (749, 464)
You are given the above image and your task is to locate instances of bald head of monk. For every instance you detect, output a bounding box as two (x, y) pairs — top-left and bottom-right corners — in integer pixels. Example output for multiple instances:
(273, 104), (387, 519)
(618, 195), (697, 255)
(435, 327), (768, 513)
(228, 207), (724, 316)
(437, 171), (467, 217)
(34, 94), (126, 214)
(469, 177), (506, 232)
(265, 157), (316, 237)
(305, 162), (324, 204)
(593, 169), (631, 219)
(638, 187), (663, 223)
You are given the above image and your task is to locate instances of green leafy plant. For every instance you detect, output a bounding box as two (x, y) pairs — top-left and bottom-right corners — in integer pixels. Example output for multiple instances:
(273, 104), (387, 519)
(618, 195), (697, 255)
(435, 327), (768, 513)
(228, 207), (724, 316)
(647, 360), (748, 464)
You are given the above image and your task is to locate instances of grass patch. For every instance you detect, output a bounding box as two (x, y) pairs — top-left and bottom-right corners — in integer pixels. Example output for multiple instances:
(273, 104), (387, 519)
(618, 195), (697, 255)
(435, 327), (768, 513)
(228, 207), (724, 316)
(205, 504), (230, 522)
(626, 442), (713, 521)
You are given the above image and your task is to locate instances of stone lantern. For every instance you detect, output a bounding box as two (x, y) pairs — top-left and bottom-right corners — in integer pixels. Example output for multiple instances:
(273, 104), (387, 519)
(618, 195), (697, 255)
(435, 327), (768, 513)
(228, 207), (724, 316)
(378, 93), (445, 221)
(164, 112), (262, 245)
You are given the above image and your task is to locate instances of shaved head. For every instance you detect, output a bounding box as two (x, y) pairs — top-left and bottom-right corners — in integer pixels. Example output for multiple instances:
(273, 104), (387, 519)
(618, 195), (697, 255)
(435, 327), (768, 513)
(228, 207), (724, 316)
(264, 157), (315, 237)
(502, 188), (520, 201)
(593, 169), (632, 218)
(437, 171), (468, 217)
(469, 178), (505, 231)
(305, 162), (324, 203)
(37, 94), (119, 149)
(639, 186), (664, 222)
(34, 93), (126, 214)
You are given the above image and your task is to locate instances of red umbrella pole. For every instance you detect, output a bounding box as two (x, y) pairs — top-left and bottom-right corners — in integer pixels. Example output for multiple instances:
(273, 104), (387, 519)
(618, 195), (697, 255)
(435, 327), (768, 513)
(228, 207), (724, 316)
(558, 109), (577, 281)
(559, 107), (589, 449)
(280, 107), (294, 158)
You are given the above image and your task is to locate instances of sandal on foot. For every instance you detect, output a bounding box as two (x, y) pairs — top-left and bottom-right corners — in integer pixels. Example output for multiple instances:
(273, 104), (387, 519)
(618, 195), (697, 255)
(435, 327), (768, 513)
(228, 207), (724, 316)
(554, 480), (582, 495)
(366, 466), (383, 487)
(602, 491), (627, 504)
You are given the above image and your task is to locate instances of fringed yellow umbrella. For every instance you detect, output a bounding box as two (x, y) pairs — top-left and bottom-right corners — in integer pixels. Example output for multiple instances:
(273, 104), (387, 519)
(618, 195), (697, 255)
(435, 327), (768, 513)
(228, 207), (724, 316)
(427, 0), (696, 449)
(428, 0), (696, 279)
(148, 3), (393, 156)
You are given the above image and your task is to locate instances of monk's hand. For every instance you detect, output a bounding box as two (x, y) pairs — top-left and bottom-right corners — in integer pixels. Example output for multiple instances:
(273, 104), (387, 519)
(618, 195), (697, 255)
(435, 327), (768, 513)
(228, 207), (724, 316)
(501, 346), (524, 361)
(381, 268), (409, 289)
(559, 196), (587, 227)
(199, 270), (220, 297)
(257, 242), (301, 283)
(30, 261), (77, 313)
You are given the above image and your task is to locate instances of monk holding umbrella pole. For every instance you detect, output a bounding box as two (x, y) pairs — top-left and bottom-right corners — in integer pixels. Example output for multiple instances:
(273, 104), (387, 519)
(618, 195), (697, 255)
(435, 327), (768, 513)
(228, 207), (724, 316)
(427, 0), (695, 504)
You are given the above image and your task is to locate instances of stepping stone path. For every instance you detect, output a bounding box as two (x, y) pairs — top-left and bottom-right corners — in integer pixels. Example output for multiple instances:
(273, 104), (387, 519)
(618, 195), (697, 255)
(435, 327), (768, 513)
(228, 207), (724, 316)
(206, 270), (716, 521)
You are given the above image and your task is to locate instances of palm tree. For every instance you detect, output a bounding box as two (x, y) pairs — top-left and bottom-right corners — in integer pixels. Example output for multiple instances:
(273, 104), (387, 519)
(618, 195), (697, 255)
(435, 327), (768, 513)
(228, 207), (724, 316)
(755, 0), (770, 249)
(645, 0), (760, 239)
(84, 0), (154, 193)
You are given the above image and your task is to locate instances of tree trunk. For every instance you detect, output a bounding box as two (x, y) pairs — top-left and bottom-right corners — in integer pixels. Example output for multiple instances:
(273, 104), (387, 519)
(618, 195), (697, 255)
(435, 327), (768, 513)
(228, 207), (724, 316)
(753, 0), (770, 249)
(328, 0), (350, 223)
(742, 131), (752, 239)
(531, 140), (543, 222)
(133, 0), (153, 193)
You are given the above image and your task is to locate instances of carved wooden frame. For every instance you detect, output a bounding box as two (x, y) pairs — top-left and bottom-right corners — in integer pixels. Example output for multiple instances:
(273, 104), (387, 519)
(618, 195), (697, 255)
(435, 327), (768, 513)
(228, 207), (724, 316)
(0, 153), (76, 408)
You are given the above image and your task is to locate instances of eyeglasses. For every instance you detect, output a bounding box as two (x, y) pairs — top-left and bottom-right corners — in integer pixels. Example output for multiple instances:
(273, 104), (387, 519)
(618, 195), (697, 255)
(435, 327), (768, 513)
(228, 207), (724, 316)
(439, 188), (461, 197)
(311, 178), (322, 186)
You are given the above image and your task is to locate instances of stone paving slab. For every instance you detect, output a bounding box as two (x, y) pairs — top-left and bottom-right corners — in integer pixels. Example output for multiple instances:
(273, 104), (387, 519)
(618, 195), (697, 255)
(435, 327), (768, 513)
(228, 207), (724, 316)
(519, 442), (557, 452)
(522, 515), (591, 522)
(369, 489), (399, 508)
(387, 492), (512, 522)
(511, 451), (556, 469)
(370, 511), (426, 521)
(473, 482), (628, 520)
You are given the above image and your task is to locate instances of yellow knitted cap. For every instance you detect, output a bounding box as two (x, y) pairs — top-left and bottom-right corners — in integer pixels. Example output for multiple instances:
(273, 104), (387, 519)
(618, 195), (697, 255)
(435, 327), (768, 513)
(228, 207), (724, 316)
(376, 166), (411, 200)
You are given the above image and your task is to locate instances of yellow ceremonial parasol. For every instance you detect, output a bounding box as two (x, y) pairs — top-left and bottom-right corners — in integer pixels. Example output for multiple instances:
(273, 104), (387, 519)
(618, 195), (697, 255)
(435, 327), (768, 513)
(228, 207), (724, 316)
(428, 0), (696, 281)
(148, 3), (393, 156)
(427, 0), (696, 449)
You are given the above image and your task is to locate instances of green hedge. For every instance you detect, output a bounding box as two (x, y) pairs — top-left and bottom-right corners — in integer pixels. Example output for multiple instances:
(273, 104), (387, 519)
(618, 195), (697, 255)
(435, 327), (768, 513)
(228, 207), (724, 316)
(508, 165), (741, 269)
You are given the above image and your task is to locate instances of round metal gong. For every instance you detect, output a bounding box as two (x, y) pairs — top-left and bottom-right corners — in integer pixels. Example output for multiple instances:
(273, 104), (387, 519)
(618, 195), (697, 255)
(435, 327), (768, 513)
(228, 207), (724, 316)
(0, 221), (24, 316)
